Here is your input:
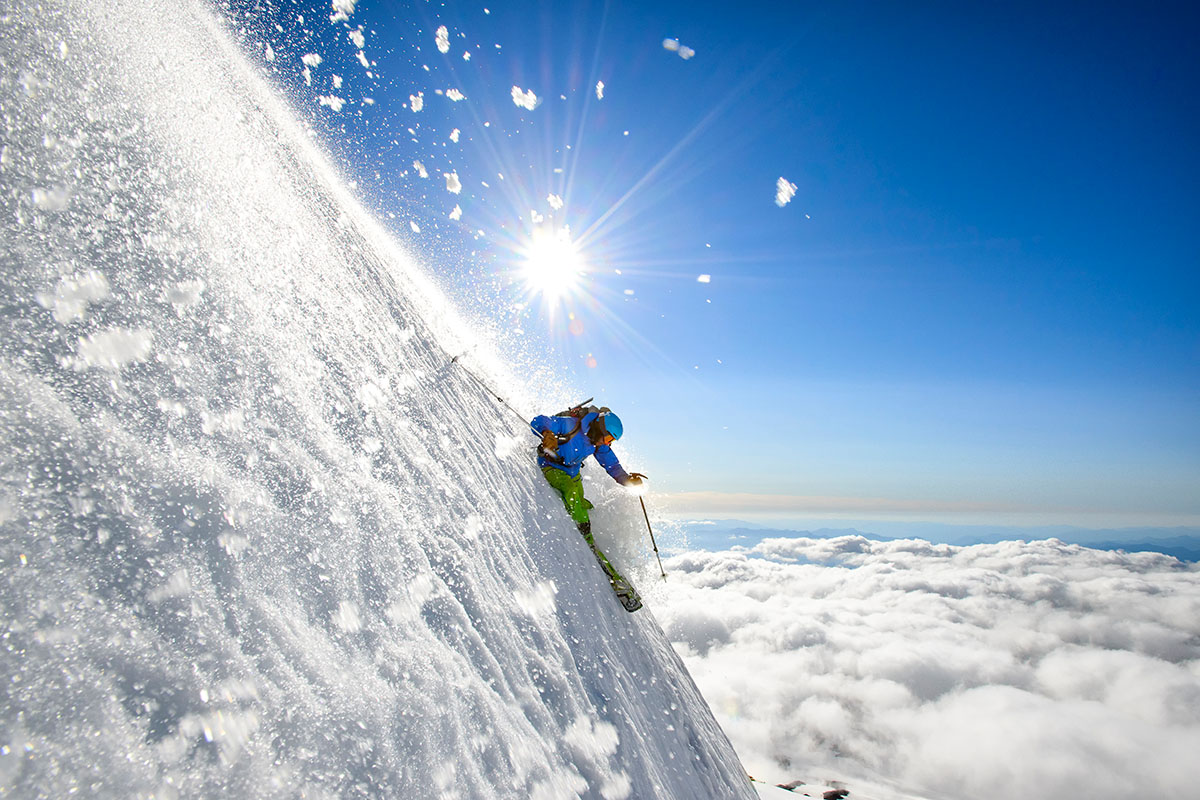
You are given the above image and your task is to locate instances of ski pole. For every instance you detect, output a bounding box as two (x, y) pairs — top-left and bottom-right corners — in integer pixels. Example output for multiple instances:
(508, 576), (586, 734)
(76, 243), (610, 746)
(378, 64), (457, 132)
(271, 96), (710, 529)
(449, 354), (530, 428)
(629, 474), (666, 580)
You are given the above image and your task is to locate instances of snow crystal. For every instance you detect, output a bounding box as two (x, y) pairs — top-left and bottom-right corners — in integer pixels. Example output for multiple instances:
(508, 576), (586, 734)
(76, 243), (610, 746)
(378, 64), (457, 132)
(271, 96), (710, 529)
(564, 715), (620, 763)
(37, 269), (109, 323)
(409, 92), (423, 111)
(663, 38), (679, 52)
(349, 27), (365, 48)
(264, 44), (275, 62)
(409, 220), (420, 233)
(449, 204), (462, 220)
(511, 85), (538, 110)
(302, 66), (312, 86)
(446, 88), (466, 101)
(435, 25), (450, 54)
(450, 128), (460, 142)
(547, 193), (563, 210)
(413, 160), (428, 178)
(301, 53), (322, 67)
(596, 81), (605, 99)
(679, 45), (695, 59)
(775, 176), (798, 207)
(463, 51), (471, 61)
(445, 171), (461, 194)
(697, 274), (711, 283)
(356, 51), (370, 69)
(75, 327), (153, 370)
(318, 95), (345, 111)
(332, 74), (343, 88)
(330, 0), (357, 23)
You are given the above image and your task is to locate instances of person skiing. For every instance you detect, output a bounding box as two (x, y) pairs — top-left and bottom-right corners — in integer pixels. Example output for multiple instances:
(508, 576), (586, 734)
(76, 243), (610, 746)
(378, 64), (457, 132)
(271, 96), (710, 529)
(530, 404), (645, 612)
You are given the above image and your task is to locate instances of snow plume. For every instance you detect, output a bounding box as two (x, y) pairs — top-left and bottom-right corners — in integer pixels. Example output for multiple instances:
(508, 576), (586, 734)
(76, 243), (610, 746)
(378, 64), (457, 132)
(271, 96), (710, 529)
(774, 176), (797, 207)
(0, 2), (752, 798)
(659, 536), (1200, 798)
(512, 84), (539, 109)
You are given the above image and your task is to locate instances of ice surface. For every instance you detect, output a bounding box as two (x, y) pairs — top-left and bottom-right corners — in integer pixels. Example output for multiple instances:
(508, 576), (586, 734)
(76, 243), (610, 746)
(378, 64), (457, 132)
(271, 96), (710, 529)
(0, 2), (753, 798)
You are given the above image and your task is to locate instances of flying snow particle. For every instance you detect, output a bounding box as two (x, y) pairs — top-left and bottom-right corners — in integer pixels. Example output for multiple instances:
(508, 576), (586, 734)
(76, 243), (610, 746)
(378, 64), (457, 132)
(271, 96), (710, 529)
(318, 95), (345, 112)
(445, 172), (462, 194)
(363, 97), (375, 105)
(663, 38), (695, 60)
(530, 210), (543, 224)
(264, 44), (275, 62)
(301, 53), (322, 67)
(595, 81), (605, 99)
(356, 51), (370, 69)
(409, 220), (420, 233)
(463, 51), (471, 61)
(37, 270), (109, 324)
(302, 67), (312, 86)
(349, 27), (365, 48)
(697, 274), (711, 283)
(162, 279), (205, 316)
(775, 176), (798, 207)
(547, 193), (563, 210)
(511, 85), (538, 110)
(332, 600), (362, 632)
(75, 328), (154, 370)
(446, 88), (465, 101)
(332, 74), (343, 89)
(330, 0), (357, 24)
(449, 204), (462, 220)
(413, 160), (428, 178)
(435, 25), (450, 54)
(450, 128), (460, 143)
(410, 92), (424, 112)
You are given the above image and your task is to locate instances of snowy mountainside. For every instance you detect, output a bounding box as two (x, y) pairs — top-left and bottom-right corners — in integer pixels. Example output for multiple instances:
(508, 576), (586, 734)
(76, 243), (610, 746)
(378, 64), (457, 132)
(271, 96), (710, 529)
(0, 1), (753, 797)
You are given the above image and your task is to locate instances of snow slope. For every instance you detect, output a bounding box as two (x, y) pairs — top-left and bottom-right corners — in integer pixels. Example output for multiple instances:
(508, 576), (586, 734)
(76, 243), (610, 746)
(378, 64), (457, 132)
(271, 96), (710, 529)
(0, 1), (754, 797)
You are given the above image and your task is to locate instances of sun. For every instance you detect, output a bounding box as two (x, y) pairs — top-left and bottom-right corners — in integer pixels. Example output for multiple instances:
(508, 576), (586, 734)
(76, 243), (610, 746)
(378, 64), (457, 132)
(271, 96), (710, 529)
(519, 225), (584, 303)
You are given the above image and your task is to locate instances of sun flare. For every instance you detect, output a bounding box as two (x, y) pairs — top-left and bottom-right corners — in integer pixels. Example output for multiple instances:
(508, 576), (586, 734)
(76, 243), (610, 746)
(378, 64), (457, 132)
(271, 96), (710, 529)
(519, 226), (584, 302)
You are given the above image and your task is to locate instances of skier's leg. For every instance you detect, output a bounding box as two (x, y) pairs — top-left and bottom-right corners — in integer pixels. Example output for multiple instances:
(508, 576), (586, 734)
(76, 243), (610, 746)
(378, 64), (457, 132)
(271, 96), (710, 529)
(541, 467), (593, 525)
(578, 522), (641, 611)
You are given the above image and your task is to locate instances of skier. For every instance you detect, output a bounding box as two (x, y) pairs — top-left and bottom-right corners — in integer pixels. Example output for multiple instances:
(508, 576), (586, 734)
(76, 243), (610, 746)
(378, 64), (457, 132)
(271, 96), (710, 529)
(530, 405), (645, 612)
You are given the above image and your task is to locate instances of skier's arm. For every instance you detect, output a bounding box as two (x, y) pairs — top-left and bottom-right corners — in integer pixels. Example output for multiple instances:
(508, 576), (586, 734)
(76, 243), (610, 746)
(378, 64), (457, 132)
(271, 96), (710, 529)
(593, 444), (632, 484)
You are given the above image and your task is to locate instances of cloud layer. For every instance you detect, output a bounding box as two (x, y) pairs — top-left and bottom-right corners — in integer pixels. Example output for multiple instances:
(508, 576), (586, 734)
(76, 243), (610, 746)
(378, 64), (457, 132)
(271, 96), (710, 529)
(654, 536), (1200, 799)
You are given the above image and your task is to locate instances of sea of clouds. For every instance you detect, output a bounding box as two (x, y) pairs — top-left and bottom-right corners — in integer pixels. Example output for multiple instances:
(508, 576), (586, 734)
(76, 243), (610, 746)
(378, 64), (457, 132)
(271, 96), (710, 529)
(654, 535), (1200, 800)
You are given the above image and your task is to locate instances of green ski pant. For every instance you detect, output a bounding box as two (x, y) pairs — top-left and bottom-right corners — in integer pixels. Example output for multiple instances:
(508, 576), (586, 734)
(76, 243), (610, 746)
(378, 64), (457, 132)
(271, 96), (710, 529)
(540, 467), (632, 591)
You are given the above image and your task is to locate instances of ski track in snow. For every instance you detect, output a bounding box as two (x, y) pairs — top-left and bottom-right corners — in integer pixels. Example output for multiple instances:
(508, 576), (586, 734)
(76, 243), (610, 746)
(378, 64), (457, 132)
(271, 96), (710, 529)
(0, 2), (753, 798)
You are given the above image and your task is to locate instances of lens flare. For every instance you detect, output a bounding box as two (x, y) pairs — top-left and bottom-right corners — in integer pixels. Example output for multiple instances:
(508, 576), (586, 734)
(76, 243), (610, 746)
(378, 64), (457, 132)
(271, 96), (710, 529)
(519, 226), (584, 302)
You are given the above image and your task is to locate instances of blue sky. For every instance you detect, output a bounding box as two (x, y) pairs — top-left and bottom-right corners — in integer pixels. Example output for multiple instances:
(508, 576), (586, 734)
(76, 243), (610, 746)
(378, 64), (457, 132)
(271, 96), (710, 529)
(252, 1), (1198, 526)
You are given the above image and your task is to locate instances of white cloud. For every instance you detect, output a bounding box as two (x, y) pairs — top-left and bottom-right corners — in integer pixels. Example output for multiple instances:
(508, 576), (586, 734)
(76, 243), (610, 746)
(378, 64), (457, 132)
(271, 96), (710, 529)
(657, 536), (1200, 797)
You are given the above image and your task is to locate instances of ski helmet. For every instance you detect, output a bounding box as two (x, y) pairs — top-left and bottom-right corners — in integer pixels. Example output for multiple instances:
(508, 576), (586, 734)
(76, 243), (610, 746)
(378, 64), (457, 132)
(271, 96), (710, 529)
(601, 412), (623, 441)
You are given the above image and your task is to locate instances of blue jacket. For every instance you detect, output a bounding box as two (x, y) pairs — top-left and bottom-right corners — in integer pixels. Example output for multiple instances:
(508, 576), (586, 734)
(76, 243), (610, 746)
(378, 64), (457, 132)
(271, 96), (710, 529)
(530, 412), (630, 483)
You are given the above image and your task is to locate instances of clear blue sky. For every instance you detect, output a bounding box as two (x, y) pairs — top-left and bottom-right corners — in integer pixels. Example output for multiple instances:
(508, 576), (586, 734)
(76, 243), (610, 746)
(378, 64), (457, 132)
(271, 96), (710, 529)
(249, 1), (1198, 526)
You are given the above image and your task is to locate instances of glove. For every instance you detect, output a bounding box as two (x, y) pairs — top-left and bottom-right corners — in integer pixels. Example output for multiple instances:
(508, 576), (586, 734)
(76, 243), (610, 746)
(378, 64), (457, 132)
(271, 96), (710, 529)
(626, 472), (647, 487)
(541, 430), (558, 452)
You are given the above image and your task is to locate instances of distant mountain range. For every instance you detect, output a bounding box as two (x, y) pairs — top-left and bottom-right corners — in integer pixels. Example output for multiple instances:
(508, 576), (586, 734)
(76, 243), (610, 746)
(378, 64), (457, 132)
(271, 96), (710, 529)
(672, 519), (1200, 563)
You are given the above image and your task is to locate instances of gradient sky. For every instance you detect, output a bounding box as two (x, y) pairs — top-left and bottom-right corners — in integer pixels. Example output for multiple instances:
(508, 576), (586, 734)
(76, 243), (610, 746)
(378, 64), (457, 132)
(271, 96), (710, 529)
(249, 0), (1198, 526)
